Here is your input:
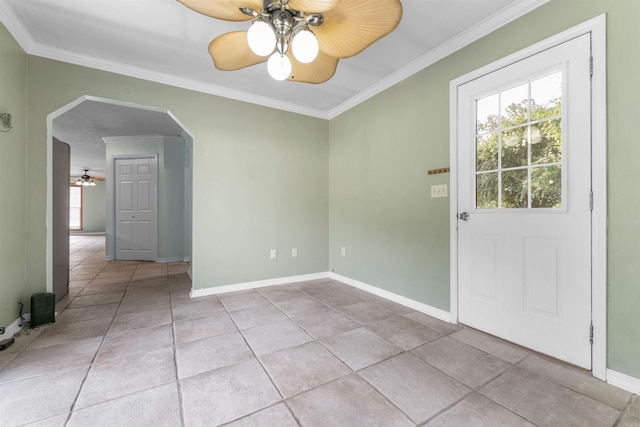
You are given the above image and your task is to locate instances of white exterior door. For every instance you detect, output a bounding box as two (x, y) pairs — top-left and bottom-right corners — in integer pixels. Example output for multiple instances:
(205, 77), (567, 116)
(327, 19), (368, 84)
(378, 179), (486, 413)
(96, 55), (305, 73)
(115, 158), (158, 261)
(457, 35), (592, 368)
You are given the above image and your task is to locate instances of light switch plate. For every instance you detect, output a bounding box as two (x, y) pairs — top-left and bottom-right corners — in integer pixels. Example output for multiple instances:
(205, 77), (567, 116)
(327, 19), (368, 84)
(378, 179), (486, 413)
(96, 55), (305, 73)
(270, 249), (277, 259)
(431, 184), (448, 198)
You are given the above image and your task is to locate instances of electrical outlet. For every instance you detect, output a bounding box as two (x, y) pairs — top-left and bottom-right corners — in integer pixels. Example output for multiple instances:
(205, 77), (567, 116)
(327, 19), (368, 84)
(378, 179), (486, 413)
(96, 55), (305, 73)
(292, 248), (298, 257)
(270, 249), (277, 259)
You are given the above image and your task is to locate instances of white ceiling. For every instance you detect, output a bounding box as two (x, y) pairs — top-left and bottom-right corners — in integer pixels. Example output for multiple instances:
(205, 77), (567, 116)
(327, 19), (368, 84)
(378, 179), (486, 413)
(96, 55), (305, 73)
(0, 0), (548, 177)
(0, 0), (547, 119)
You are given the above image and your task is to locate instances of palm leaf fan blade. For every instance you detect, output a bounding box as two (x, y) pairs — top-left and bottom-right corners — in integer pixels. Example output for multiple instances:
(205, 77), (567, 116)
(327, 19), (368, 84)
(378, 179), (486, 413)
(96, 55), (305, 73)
(314, 0), (402, 58)
(287, 0), (339, 13)
(209, 31), (267, 71)
(287, 51), (338, 84)
(177, 0), (262, 21)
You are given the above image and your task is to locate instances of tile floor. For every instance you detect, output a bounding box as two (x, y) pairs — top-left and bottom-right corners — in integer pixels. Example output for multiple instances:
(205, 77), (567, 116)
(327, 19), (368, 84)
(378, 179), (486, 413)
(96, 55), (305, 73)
(0, 235), (637, 426)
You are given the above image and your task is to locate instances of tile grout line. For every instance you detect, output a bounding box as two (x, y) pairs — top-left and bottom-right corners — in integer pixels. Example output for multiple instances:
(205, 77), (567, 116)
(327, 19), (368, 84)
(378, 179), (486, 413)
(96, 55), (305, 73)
(63, 260), (139, 425)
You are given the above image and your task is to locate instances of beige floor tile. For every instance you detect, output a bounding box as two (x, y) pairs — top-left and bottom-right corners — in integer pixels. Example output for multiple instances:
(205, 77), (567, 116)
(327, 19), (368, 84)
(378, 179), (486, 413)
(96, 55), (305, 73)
(242, 319), (313, 356)
(258, 286), (309, 304)
(617, 395), (640, 427)
(426, 392), (535, 426)
(171, 297), (225, 321)
(180, 358), (280, 426)
(480, 367), (621, 427)
(67, 291), (124, 309)
(75, 347), (176, 408)
(218, 290), (271, 312)
(320, 327), (402, 371)
(452, 328), (531, 364)
(294, 279), (339, 296)
(518, 353), (632, 410)
(0, 338), (101, 383)
(228, 303), (288, 330)
(288, 374), (412, 427)
(404, 311), (462, 335)
(78, 282), (129, 296)
(97, 323), (174, 362)
(275, 296), (328, 318)
(312, 290), (364, 308)
(28, 318), (112, 350)
(367, 315), (442, 350)
(176, 331), (253, 379)
(293, 308), (360, 339)
(260, 341), (351, 398)
(117, 298), (170, 315)
(56, 302), (119, 323)
(412, 336), (511, 388)
(336, 301), (395, 325)
(359, 352), (470, 424)
(173, 311), (236, 344)
(21, 414), (69, 427)
(109, 308), (172, 333)
(0, 367), (88, 426)
(67, 383), (182, 427)
(226, 403), (298, 427)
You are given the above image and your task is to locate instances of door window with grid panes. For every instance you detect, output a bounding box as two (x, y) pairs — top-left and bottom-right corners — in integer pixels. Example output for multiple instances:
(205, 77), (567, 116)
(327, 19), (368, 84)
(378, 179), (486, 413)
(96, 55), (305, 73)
(475, 71), (563, 209)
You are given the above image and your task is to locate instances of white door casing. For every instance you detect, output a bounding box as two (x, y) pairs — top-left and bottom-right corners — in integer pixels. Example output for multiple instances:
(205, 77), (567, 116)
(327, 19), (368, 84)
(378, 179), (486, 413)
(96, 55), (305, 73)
(115, 157), (158, 261)
(456, 34), (592, 369)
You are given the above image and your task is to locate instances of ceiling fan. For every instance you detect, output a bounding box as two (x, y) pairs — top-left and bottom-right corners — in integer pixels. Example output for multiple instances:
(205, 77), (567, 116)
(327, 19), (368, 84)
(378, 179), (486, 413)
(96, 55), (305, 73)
(74, 169), (104, 186)
(177, 0), (403, 83)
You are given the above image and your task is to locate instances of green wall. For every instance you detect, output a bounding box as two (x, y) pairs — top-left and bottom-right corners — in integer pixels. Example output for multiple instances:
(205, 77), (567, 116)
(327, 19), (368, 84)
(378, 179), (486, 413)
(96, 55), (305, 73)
(329, 0), (640, 378)
(81, 179), (106, 233)
(0, 23), (27, 328)
(23, 55), (329, 294)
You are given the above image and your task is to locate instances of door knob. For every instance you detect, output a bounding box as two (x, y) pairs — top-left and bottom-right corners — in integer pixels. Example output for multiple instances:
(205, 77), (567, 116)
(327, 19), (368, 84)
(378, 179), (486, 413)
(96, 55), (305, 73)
(457, 212), (469, 221)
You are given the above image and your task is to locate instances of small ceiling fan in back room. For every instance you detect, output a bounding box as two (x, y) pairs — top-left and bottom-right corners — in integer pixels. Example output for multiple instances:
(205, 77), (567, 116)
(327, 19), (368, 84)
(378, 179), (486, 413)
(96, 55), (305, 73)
(177, 0), (403, 83)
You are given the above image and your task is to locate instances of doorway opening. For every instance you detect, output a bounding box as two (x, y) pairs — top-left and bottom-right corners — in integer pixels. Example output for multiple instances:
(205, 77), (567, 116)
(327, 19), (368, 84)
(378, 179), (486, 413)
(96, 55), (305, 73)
(46, 96), (194, 300)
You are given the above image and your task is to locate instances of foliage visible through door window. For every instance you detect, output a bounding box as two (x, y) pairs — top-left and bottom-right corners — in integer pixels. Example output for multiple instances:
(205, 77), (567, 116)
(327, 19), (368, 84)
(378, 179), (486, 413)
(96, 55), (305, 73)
(70, 185), (82, 230)
(475, 72), (563, 209)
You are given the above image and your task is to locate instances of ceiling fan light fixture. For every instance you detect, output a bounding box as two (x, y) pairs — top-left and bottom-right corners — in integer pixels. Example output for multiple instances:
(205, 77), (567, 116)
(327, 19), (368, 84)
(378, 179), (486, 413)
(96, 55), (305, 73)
(247, 20), (276, 56)
(267, 52), (292, 80)
(292, 29), (319, 64)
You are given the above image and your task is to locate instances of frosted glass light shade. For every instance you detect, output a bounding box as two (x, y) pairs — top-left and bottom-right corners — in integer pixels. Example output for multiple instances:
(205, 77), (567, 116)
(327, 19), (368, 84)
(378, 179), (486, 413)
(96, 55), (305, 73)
(247, 21), (276, 56)
(292, 30), (319, 63)
(267, 53), (292, 80)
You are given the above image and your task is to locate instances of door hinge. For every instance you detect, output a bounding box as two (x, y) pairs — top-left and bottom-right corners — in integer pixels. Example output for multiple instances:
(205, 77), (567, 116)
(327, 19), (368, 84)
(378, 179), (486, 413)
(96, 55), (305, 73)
(589, 190), (594, 211)
(590, 323), (594, 345)
(589, 56), (594, 77)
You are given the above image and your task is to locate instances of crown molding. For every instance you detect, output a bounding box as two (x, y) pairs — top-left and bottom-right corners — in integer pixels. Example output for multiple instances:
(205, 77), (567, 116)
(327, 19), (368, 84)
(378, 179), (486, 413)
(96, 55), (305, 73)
(1, 0), (549, 121)
(327, 0), (551, 119)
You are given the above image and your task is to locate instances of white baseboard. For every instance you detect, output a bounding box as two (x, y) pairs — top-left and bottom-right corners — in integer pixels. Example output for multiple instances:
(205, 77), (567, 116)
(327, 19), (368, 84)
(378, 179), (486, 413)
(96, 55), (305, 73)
(329, 273), (452, 323)
(156, 257), (187, 263)
(0, 315), (28, 341)
(190, 272), (330, 298)
(104, 256), (112, 261)
(607, 369), (640, 394)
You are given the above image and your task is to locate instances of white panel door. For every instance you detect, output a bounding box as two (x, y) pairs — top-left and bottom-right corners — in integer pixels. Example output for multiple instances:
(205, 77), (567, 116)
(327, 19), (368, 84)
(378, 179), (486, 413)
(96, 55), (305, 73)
(115, 158), (157, 261)
(457, 35), (592, 368)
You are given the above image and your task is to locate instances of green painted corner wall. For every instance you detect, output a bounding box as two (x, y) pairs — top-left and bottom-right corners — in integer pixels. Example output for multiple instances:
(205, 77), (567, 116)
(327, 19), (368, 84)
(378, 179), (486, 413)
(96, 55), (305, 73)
(328, 0), (640, 378)
(0, 23), (27, 327)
